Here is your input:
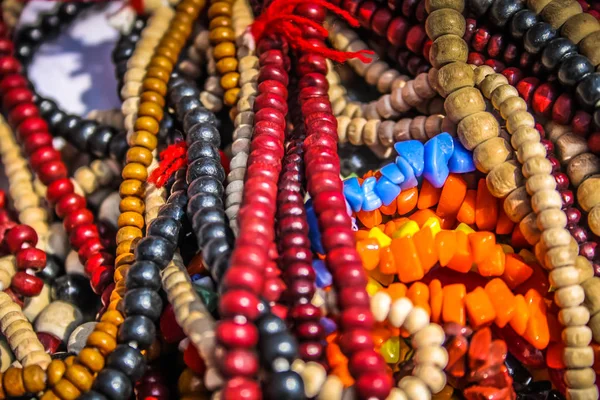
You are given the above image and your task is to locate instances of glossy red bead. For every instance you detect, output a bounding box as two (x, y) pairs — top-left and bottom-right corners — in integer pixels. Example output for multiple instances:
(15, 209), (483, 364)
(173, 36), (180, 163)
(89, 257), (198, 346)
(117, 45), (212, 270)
(357, 1), (377, 28)
(338, 329), (375, 354)
(69, 223), (99, 250)
(221, 266), (265, 293)
(221, 377), (261, 400)
(0, 56), (21, 76)
(23, 131), (53, 154)
(17, 116), (48, 140)
(63, 208), (94, 233)
(9, 102), (38, 126)
(532, 83), (558, 118)
(405, 25), (427, 54)
(11, 271), (43, 297)
(0, 39), (14, 57)
(386, 16), (409, 46)
(350, 349), (387, 376)
(84, 252), (112, 276)
(355, 372), (394, 400)
(5, 224), (37, 253)
(55, 193), (86, 218)
(516, 77), (540, 105)
(3, 87), (32, 110)
(217, 321), (259, 348)
(29, 146), (61, 170)
(46, 178), (75, 205)
(36, 332), (61, 354)
(183, 342), (206, 374)
(552, 93), (574, 125)
(219, 290), (261, 319)
(0, 74), (27, 94)
(16, 248), (46, 271)
(371, 7), (392, 36)
(220, 348), (258, 378)
(160, 304), (186, 343)
(37, 160), (68, 185)
(572, 110), (591, 137)
(90, 265), (112, 294)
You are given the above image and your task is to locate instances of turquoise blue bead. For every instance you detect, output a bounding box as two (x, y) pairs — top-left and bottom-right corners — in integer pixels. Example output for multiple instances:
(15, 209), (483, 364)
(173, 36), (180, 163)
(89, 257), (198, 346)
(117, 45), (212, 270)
(362, 177), (383, 211)
(394, 140), (424, 177)
(343, 177), (364, 212)
(395, 157), (418, 189)
(423, 135), (451, 188)
(380, 163), (405, 185)
(436, 132), (455, 162)
(375, 177), (401, 206)
(448, 139), (475, 173)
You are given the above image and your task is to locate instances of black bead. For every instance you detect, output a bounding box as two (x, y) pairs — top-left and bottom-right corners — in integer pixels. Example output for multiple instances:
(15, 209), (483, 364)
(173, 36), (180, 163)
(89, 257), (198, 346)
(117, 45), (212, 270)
(558, 55), (594, 87)
(210, 251), (230, 281)
(38, 98), (58, 117)
(46, 110), (66, 132)
(509, 9), (537, 38)
(87, 189), (112, 213)
(256, 313), (287, 336)
(51, 274), (95, 306)
(188, 176), (224, 198)
(147, 216), (181, 244)
(126, 261), (162, 291)
(186, 123), (221, 147)
(112, 45), (135, 64)
(108, 132), (128, 161)
(57, 115), (81, 138)
(132, 18), (145, 32)
(191, 206), (226, 231)
(187, 193), (223, 217)
(196, 222), (228, 246)
(88, 126), (114, 158)
(168, 84), (198, 106)
(202, 237), (231, 272)
(264, 371), (305, 400)
(176, 96), (202, 120)
(187, 158), (225, 183)
(467, 0), (493, 16)
(505, 353), (532, 391)
(541, 37), (577, 71)
(183, 109), (217, 132)
(594, 109), (600, 131)
(40, 14), (62, 35)
(106, 344), (147, 382)
(36, 256), (63, 283)
(187, 141), (221, 164)
(158, 113), (174, 142)
(69, 120), (98, 150)
(576, 72), (600, 109)
(16, 27), (43, 47)
(118, 315), (156, 350)
(134, 236), (175, 268)
(488, 0), (524, 27)
(92, 368), (133, 400)
(78, 390), (108, 400)
(171, 178), (188, 193)
(523, 22), (556, 54)
(123, 288), (163, 320)
(167, 190), (189, 210)
(16, 43), (33, 62)
(58, 3), (84, 22)
(158, 202), (185, 221)
(260, 332), (298, 364)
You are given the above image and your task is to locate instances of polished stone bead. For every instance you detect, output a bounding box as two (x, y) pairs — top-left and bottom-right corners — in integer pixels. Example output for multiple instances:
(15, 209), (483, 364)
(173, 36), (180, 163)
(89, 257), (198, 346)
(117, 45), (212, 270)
(122, 288), (162, 321)
(106, 344), (146, 381)
(118, 315), (156, 350)
(92, 368), (133, 400)
(524, 22), (556, 54)
(541, 38), (577, 71)
(264, 371), (305, 400)
(38, 98), (58, 117)
(558, 55), (594, 87)
(147, 216), (181, 244)
(126, 261), (161, 290)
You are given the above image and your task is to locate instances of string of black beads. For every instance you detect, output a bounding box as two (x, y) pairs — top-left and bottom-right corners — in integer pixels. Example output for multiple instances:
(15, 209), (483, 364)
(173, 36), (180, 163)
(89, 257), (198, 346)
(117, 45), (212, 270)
(113, 17), (147, 98)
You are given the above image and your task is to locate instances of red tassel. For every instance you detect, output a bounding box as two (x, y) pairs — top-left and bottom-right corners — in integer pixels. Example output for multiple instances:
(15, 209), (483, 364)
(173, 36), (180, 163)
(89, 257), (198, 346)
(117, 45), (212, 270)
(148, 142), (188, 188)
(250, 0), (375, 64)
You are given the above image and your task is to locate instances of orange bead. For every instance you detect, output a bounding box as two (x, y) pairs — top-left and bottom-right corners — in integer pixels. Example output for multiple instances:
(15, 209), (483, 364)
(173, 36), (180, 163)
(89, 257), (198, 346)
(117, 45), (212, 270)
(356, 209), (382, 228)
(356, 238), (380, 271)
(380, 199), (397, 216)
(501, 254), (533, 290)
(477, 244), (506, 277)
(407, 282), (430, 314)
(496, 201), (515, 235)
(475, 179), (498, 231)
(429, 279), (443, 323)
(435, 230), (457, 267)
(383, 221), (397, 237)
(442, 284), (466, 325)
(417, 180), (442, 210)
(508, 294), (530, 336)
(436, 174), (467, 217)
(456, 189), (476, 225)
(546, 342), (566, 369)
(391, 236), (424, 283)
(396, 187), (418, 215)
(410, 209), (440, 228)
(378, 246), (396, 275)
(446, 230), (473, 273)
(464, 287), (497, 329)
(332, 364), (354, 387)
(523, 289), (550, 350)
(485, 278), (517, 328)
(385, 283), (407, 301)
(326, 343), (347, 368)
(469, 232), (496, 264)
(355, 230), (369, 241)
(372, 325), (392, 348)
(413, 226), (438, 273)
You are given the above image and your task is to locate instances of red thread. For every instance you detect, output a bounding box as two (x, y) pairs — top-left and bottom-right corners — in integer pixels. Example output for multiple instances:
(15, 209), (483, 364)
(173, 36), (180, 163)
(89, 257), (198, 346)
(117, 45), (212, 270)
(148, 142), (187, 188)
(250, 0), (375, 63)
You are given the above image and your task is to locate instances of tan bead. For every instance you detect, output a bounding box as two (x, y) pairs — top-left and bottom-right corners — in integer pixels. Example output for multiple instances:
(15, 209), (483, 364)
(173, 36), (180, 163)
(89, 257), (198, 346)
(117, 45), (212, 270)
(526, 174), (557, 195)
(566, 386), (599, 400)
(444, 87), (486, 123)
(473, 137), (512, 173)
(549, 266), (581, 288)
(519, 212), (541, 245)
(579, 31), (600, 66)
(541, 0), (582, 29)
(517, 141), (547, 163)
(426, 9), (465, 40)
(528, 0), (553, 14)
(567, 153), (600, 187)
(561, 13), (600, 44)
(130, 130), (158, 150)
(365, 61), (389, 86)
(363, 120), (380, 146)
(564, 368), (597, 389)
(511, 126), (541, 149)
(436, 62), (474, 97)
(588, 204), (600, 236)
(577, 174), (600, 211)
(563, 346), (594, 368)
(556, 133), (589, 163)
(490, 85), (519, 109)
(457, 111), (499, 150)
(500, 96), (527, 119)
(429, 36), (468, 68)
(559, 306), (590, 327)
(425, 0), (464, 13)
(506, 110), (535, 134)
(486, 161), (523, 198)
(347, 118), (367, 145)
(522, 156), (553, 178)
(504, 187), (531, 222)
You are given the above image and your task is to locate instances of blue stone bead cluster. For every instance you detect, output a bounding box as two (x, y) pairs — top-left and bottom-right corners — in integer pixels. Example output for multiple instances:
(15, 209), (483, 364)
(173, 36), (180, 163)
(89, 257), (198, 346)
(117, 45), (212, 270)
(343, 133), (475, 212)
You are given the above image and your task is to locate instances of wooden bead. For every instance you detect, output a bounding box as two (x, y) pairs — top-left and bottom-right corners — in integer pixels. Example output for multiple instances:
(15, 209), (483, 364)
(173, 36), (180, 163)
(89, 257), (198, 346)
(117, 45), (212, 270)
(564, 368), (597, 389)
(500, 96), (528, 120)
(550, 266), (581, 288)
(556, 133), (589, 164)
(561, 13), (600, 44)
(588, 205), (600, 236)
(348, 118), (367, 145)
(540, 0), (582, 29)
(522, 156), (553, 178)
(486, 161), (523, 198)
(425, 0), (464, 13)
(577, 174), (600, 211)
(216, 57), (238, 74)
(23, 365), (45, 394)
(429, 36), (468, 68)
(473, 137), (512, 173)
(567, 153), (600, 187)
(140, 91), (165, 108)
(64, 364), (93, 391)
(562, 325), (592, 347)
(444, 87), (486, 123)
(491, 85), (519, 110)
(527, 0), (553, 14)
(560, 306), (590, 327)
(78, 347), (105, 373)
(134, 116), (160, 134)
(3, 367), (25, 397)
(436, 62), (474, 97)
(47, 360), (66, 386)
(86, 331), (116, 356)
(517, 141), (547, 163)
(555, 284), (585, 308)
(116, 226), (143, 244)
(122, 163), (148, 181)
(520, 212), (541, 245)
(457, 111), (499, 149)
(566, 386), (599, 400)
(126, 146), (153, 167)
(506, 111), (535, 134)
(53, 379), (81, 400)
(130, 130), (158, 150)
(426, 9), (465, 40)
(526, 174), (557, 195)
(479, 74), (509, 99)
(563, 346), (594, 368)
(579, 31), (600, 66)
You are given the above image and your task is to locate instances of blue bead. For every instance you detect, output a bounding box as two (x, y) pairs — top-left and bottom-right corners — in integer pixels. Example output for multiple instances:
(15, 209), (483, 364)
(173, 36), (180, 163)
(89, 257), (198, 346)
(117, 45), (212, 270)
(448, 139), (475, 173)
(395, 157), (419, 189)
(436, 132), (455, 162)
(362, 177), (382, 211)
(320, 317), (337, 335)
(380, 163), (405, 185)
(343, 177), (363, 212)
(375, 177), (401, 206)
(423, 135), (450, 188)
(313, 259), (332, 288)
(394, 140), (424, 177)
(305, 200), (325, 254)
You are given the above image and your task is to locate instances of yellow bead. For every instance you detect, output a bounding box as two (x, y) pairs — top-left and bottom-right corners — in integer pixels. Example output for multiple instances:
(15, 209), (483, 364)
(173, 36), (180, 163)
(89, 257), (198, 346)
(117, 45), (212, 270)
(422, 217), (442, 237)
(368, 227), (391, 247)
(500, 244), (514, 254)
(213, 42), (236, 59)
(122, 163), (148, 181)
(220, 72), (239, 90)
(366, 278), (382, 296)
(368, 267), (394, 286)
(455, 223), (475, 235)
(380, 337), (400, 364)
(392, 220), (420, 238)
(224, 88), (240, 106)
(216, 57), (238, 74)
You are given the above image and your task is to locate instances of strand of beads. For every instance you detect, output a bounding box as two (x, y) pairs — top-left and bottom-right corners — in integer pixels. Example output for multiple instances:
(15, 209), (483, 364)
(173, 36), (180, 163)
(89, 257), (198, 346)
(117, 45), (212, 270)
(113, 17), (147, 98)
(86, 110), (125, 132)
(179, 27), (208, 80)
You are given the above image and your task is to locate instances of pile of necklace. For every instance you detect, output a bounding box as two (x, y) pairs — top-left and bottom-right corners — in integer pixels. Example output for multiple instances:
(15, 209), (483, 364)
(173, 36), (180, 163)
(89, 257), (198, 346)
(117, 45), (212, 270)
(0, 0), (598, 398)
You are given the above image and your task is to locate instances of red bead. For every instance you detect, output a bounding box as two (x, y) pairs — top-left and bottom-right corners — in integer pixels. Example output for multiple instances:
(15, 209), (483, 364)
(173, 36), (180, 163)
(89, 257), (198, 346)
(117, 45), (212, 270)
(289, 303), (320, 321)
(299, 342), (323, 361)
(55, 193), (86, 218)
(405, 25), (427, 54)
(0, 74), (27, 94)
(0, 190), (5, 209)
(588, 132), (600, 154)
(357, 1), (378, 28)
(342, 0), (362, 15)
(16, 247), (46, 271)
(63, 209), (94, 233)
(257, 65), (288, 86)
(36, 332), (61, 354)
(294, 3), (326, 22)
(101, 283), (113, 306)
(220, 349), (258, 378)
(29, 146), (61, 170)
(338, 329), (374, 354)
(468, 52), (486, 66)
(221, 377), (261, 400)
(532, 83), (558, 118)
(516, 77), (540, 105)
(46, 178), (75, 205)
(295, 321), (324, 340)
(386, 16), (409, 47)
(254, 94), (287, 116)
(561, 190), (574, 207)
(340, 307), (374, 330)
(371, 7), (392, 36)
(217, 321), (259, 348)
(484, 59), (505, 72)
(503, 43), (519, 65)
(69, 223), (99, 250)
(90, 265), (112, 294)
(464, 19), (477, 43)
(259, 50), (287, 68)
(23, 131), (53, 154)
(0, 39), (13, 56)
(37, 160), (68, 185)
(3, 87), (33, 110)
(297, 54), (328, 76)
(262, 277), (285, 302)
(551, 93), (574, 125)
(349, 349), (386, 376)
(338, 287), (371, 308)
(355, 372), (393, 400)
(298, 72), (328, 90)
(401, 0), (418, 17)
(422, 40), (433, 61)
(270, 303), (287, 320)
(257, 80), (287, 99)
(472, 27), (491, 52)
(572, 110), (591, 137)
(160, 304), (186, 343)
(221, 266), (265, 293)
(11, 271), (43, 297)
(5, 225), (37, 253)
(183, 342), (206, 374)
(487, 34), (505, 58)
(84, 252), (112, 276)
(0, 56), (22, 76)
(9, 102), (38, 126)
(17, 117), (48, 140)
(219, 290), (261, 319)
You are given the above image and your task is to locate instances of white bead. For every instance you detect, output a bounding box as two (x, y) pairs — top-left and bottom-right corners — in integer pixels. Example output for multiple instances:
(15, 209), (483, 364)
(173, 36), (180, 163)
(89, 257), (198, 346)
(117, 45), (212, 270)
(389, 298), (413, 328)
(318, 375), (344, 400)
(386, 388), (408, 400)
(398, 376), (431, 400)
(403, 307), (430, 334)
(413, 365), (447, 394)
(65, 250), (86, 276)
(411, 324), (446, 349)
(413, 346), (449, 369)
(302, 362), (327, 398)
(371, 291), (392, 322)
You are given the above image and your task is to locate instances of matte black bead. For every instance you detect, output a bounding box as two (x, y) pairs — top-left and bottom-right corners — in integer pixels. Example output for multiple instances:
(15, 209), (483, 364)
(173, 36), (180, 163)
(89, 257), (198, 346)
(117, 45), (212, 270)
(126, 261), (161, 291)
(186, 123), (221, 147)
(92, 368), (133, 400)
(78, 390), (108, 400)
(202, 237), (231, 272)
(257, 313), (287, 336)
(467, 0), (493, 16)
(176, 96), (202, 120)
(191, 206), (226, 231)
(260, 332), (298, 364)
(187, 141), (221, 164)
(524, 22), (556, 54)
(118, 315), (156, 350)
(69, 120), (98, 150)
(147, 216), (181, 244)
(264, 371), (305, 400)
(108, 132), (128, 161)
(57, 115), (81, 138)
(187, 193), (223, 217)
(51, 274), (95, 306)
(123, 288), (163, 321)
(183, 109), (217, 132)
(106, 345), (147, 382)
(88, 126), (114, 157)
(576, 72), (600, 109)
(488, 0), (524, 27)
(558, 55), (594, 87)
(509, 9), (537, 38)
(134, 236), (175, 268)
(187, 158), (225, 183)
(188, 176), (224, 197)
(541, 37), (577, 71)
(197, 222), (228, 246)
(168, 84), (198, 106)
